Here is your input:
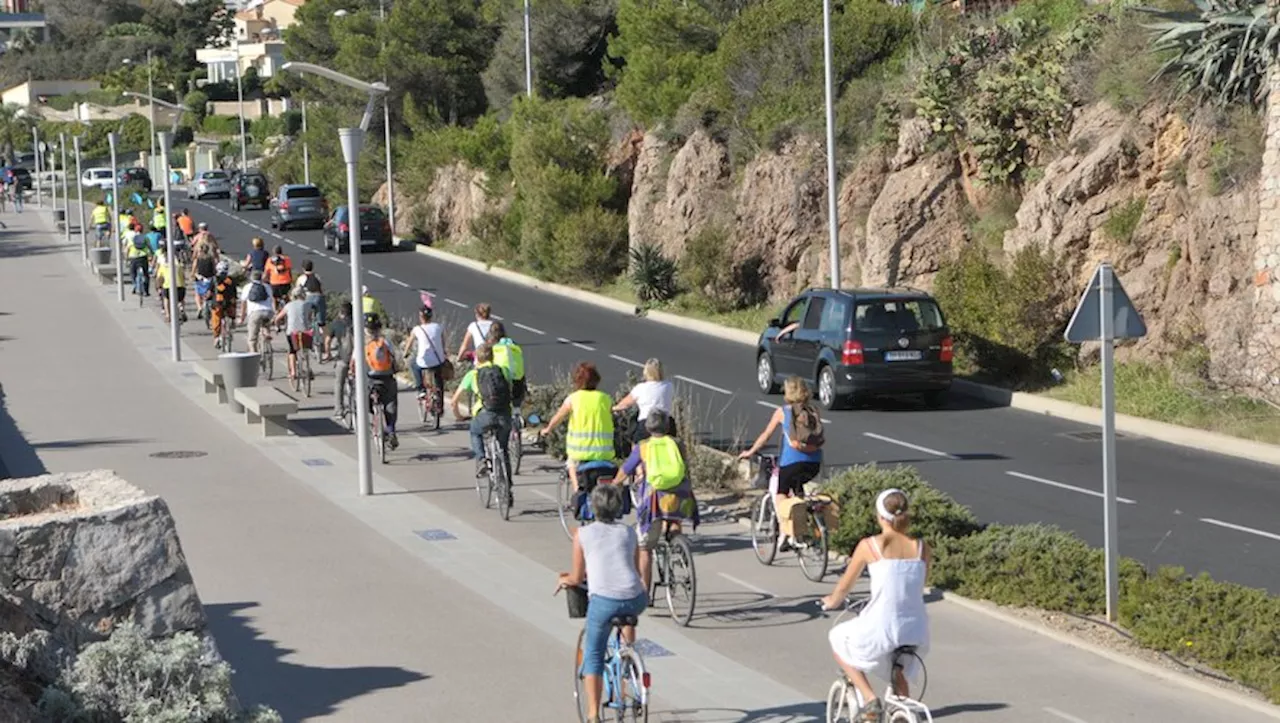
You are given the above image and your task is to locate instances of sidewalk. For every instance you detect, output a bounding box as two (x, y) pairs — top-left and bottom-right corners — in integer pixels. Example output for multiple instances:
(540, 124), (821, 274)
(2, 208), (1276, 722)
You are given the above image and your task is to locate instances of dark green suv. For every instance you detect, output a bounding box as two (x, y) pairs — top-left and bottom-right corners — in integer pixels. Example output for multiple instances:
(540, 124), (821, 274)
(755, 287), (954, 410)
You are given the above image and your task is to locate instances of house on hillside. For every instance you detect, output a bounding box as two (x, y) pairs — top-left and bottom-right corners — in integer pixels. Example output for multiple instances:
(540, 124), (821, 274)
(1, 80), (99, 107)
(196, 0), (304, 83)
(0, 1), (48, 53)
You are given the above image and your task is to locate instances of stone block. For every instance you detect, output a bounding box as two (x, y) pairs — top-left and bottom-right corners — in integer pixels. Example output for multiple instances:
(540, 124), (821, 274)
(1, 471), (209, 654)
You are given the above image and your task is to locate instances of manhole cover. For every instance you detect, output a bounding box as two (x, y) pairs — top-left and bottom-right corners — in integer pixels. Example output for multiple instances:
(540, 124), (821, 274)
(149, 451), (208, 459)
(1061, 431), (1125, 442)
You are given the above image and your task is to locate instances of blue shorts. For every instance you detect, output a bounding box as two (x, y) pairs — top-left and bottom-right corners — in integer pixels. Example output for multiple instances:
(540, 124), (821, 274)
(195, 279), (213, 297)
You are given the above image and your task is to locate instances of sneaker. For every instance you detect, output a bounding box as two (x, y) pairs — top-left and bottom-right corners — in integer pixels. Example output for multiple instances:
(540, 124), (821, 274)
(776, 535), (793, 553)
(475, 459), (488, 478)
(417, 390), (428, 400)
(214, 338), (222, 350)
(388, 433), (399, 450)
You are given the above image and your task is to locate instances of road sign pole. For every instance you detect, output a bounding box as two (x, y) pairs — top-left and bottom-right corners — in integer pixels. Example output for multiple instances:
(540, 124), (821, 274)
(1099, 263), (1120, 623)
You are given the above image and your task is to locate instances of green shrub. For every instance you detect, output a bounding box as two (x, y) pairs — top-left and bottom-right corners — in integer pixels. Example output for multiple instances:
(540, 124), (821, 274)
(968, 190), (1021, 255)
(202, 115), (242, 136)
(630, 243), (679, 305)
(31, 623), (280, 722)
(679, 225), (729, 300)
(820, 465), (983, 552)
(1207, 106), (1264, 195)
(251, 116), (285, 139)
(184, 90), (210, 122)
(1102, 197), (1145, 244)
(933, 243), (1070, 385)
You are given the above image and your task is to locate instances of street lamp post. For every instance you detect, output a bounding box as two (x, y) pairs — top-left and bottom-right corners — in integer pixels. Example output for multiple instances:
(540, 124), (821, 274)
(31, 127), (41, 208)
(123, 52), (157, 166)
(235, 41), (249, 172)
(283, 61), (388, 497)
(109, 133), (123, 302)
(333, 6), (396, 237)
(59, 133), (70, 245)
(821, 0), (840, 290)
(301, 100), (310, 185)
(73, 135), (86, 267)
(524, 0), (533, 97)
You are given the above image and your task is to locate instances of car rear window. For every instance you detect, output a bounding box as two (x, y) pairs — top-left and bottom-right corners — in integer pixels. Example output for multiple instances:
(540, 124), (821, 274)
(359, 207), (386, 221)
(203, 172), (228, 180)
(854, 299), (945, 332)
(286, 186), (322, 199)
(93, 170), (112, 178)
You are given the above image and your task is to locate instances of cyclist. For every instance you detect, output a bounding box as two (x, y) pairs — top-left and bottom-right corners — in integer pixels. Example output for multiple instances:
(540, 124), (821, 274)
(361, 285), (386, 323)
(328, 302), (355, 418)
(738, 376), (824, 552)
(456, 302), (495, 362)
(294, 260), (326, 341)
(621, 410), (699, 594)
(153, 247), (187, 323)
(124, 225), (154, 296)
(265, 244), (293, 314)
(191, 243), (218, 321)
(118, 207), (134, 237)
(176, 208), (195, 242)
(272, 287), (314, 386)
(402, 305), (447, 404)
(243, 236), (269, 275)
(143, 224), (164, 254)
(151, 200), (167, 236)
(193, 222), (220, 258)
(539, 361), (616, 503)
(555, 482), (646, 723)
(91, 200), (111, 243)
(613, 358), (675, 443)
(450, 344), (512, 481)
(239, 269), (274, 354)
(486, 322), (526, 409)
(354, 313), (399, 450)
(822, 488), (931, 721)
(211, 260), (237, 350)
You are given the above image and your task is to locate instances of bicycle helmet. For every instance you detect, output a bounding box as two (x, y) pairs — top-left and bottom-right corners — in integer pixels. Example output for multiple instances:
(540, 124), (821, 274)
(364, 313), (382, 330)
(215, 260), (230, 275)
(198, 222), (209, 230)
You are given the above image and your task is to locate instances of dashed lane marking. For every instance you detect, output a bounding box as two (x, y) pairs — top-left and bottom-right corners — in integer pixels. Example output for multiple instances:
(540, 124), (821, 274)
(610, 354), (642, 368)
(863, 432), (955, 460)
(369, 270), (386, 279)
(675, 375), (730, 395)
(513, 322), (544, 336)
(444, 298), (467, 309)
(391, 279), (410, 288)
(556, 337), (596, 352)
(1006, 471), (1137, 505)
(1200, 517), (1280, 542)
(1043, 708), (1089, 723)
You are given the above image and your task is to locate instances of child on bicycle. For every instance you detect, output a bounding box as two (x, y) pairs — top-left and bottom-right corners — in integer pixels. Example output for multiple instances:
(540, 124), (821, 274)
(620, 410), (699, 594)
(822, 489), (931, 722)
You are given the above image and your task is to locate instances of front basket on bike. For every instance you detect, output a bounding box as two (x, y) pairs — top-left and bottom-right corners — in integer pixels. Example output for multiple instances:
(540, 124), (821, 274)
(566, 585), (589, 619)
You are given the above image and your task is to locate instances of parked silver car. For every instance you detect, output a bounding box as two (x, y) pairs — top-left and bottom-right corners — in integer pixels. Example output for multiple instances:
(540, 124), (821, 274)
(186, 170), (232, 200)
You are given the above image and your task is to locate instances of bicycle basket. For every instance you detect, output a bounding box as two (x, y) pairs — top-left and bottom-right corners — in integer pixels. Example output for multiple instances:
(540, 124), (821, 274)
(565, 585), (589, 619)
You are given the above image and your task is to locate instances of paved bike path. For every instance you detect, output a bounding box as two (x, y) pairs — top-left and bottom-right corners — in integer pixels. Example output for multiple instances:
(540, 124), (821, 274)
(2, 209), (1275, 721)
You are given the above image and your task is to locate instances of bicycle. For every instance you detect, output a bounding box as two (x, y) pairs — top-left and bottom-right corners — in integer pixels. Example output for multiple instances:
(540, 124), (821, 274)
(557, 461), (622, 541)
(217, 315), (234, 353)
(417, 374), (444, 431)
(256, 325), (274, 381)
(572, 613), (650, 723)
(131, 262), (146, 308)
(481, 423), (513, 521)
(510, 408), (524, 475)
(291, 332), (313, 397)
(824, 597), (932, 723)
(648, 520), (696, 627)
(370, 383), (388, 464)
(749, 454), (833, 581)
(340, 369), (355, 432)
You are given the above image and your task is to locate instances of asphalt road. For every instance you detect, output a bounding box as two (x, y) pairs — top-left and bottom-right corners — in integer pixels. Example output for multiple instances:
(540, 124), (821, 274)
(189, 199), (1280, 592)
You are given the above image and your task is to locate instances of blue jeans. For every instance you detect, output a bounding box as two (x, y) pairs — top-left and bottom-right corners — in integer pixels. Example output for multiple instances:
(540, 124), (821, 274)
(582, 593), (647, 676)
(304, 292), (326, 328)
(469, 410), (511, 462)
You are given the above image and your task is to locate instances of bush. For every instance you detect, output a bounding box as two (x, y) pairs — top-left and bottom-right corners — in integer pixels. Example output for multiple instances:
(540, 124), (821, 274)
(932, 243), (1070, 385)
(679, 225), (729, 300)
(820, 465), (983, 552)
(608, 0), (722, 126)
(630, 243), (678, 305)
(1102, 197), (1145, 244)
(251, 116), (285, 139)
(280, 110), (302, 137)
(1207, 106), (1264, 196)
(202, 115), (242, 136)
(184, 90), (210, 122)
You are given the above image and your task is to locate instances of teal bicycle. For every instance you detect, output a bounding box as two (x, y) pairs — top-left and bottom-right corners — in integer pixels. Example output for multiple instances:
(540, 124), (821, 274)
(573, 613), (650, 722)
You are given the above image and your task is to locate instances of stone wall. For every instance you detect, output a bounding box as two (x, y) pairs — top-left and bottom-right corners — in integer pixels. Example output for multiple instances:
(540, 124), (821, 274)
(1249, 65), (1280, 393)
(1, 471), (208, 654)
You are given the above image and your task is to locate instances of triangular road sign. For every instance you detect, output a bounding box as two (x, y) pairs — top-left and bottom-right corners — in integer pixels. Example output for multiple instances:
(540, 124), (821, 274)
(1064, 263), (1147, 343)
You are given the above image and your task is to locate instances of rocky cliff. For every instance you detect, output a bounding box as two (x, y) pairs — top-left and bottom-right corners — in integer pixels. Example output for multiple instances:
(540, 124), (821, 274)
(383, 98), (1262, 392)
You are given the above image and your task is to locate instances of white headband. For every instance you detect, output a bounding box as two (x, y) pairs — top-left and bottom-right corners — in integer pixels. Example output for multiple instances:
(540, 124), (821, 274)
(876, 488), (907, 522)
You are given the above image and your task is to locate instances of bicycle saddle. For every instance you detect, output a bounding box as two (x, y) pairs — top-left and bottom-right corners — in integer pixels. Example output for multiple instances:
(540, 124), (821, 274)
(892, 645), (918, 656)
(610, 614), (639, 627)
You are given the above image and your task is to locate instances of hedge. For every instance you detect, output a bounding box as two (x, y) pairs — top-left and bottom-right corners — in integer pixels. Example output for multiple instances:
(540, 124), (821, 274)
(820, 464), (1280, 703)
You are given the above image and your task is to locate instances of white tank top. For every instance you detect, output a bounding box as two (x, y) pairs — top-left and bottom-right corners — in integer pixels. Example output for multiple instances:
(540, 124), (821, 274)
(578, 522), (645, 600)
(468, 319), (494, 347)
(412, 323), (446, 368)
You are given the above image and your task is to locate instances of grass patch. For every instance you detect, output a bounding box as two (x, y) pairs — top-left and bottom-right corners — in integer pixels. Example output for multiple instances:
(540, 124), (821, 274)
(1044, 360), (1280, 444)
(1102, 197), (1145, 244)
(600, 280), (777, 332)
(1207, 107), (1264, 196)
(968, 190), (1021, 257)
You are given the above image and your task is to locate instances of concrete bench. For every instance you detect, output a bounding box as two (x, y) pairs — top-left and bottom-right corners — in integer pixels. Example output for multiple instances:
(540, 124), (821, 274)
(232, 386), (297, 438)
(94, 264), (117, 283)
(192, 362), (226, 404)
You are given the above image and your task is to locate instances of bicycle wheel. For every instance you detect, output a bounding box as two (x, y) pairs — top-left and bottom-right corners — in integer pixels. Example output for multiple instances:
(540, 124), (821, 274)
(798, 511), (829, 582)
(557, 469), (577, 541)
(750, 492), (778, 566)
(886, 708), (917, 723)
(432, 391), (442, 431)
(302, 352), (312, 397)
(826, 679), (855, 723)
(611, 649), (649, 723)
(510, 421), (523, 476)
(372, 405), (386, 464)
(476, 439), (492, 509)
(572, 629), (593, 723)
(417, 393), (428, 424)
(496, 452), (512, 522)
(661, 534), (696, 627)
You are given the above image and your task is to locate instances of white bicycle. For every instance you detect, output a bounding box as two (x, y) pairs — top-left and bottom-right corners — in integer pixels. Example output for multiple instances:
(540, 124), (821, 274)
(824, 597), (933, 723)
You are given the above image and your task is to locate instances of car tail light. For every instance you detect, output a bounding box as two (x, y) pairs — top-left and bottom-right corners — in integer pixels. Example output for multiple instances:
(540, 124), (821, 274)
(382, 220), (391, 235)
(279, 200), (290, 211)
(842, 340), (864, 366)
(339, 222), (349, 235)
(940, 335), (954, 363)
(642, 672), (651, 689)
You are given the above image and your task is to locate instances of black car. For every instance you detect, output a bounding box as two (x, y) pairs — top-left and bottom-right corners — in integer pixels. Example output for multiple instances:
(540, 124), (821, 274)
(323, 205), (393, 253)
(118, 167), (152, 193)
(231, 172), (270, 211)
(8, 167), (31, 191)
(755, 287), (954, 410)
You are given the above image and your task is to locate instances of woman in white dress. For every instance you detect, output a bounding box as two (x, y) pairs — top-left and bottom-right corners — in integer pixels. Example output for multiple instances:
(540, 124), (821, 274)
(822, 488), (930, 722)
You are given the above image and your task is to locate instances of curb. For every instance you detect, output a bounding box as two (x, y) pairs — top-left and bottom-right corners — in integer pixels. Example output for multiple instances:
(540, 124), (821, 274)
(404, 240), (1280, 469)
(939, 592), (1280, 720)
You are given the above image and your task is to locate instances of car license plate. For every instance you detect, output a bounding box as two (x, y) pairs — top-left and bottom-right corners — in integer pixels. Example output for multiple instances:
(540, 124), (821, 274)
(885, 350), (922, 361)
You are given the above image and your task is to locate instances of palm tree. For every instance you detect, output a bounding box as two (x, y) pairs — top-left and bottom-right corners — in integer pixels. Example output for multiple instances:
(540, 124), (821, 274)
(1142, 0), (1278, 106)
(0, 104), (31, 167)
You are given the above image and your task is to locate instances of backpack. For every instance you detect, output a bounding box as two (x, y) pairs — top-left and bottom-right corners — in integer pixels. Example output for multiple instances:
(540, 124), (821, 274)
(789, 403), (825, 449)
(302, 272), (322, 293)
(132, 234), (147, 250)
(641, 436), (686, 491)
(476, 365), (511, 413)
(247, 281), (268, 303)
(366, 340), (394, 372)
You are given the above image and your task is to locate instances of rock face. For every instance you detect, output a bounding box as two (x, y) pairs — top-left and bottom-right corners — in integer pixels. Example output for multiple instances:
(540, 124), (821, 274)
(374, 162), (492, 243)
(0, 471), (208, 653)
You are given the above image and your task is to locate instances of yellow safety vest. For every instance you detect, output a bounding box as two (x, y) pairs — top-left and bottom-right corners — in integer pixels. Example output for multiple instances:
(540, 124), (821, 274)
(492, 339), (524, 381)
(152, 208), (167, 229)
(640, 436), (686, 491)
(566, 390), (614, 462)
(91, 206), (110, 225)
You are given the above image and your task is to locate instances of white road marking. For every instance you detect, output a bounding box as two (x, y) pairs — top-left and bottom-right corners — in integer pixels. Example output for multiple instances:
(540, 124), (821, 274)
(717, 573), (774, 597)
(1043, 708), (1089, 723)
(391, 278), (410, 288)
(1005, 471), (1137, 504)
(1200, 517), (1280, 542)
(863, 432), (954, 459)
(492, 314), (504, 320)
(610, 354), (643, 368)
(513, 322), (545, 335)
(369, 270), (386, 279)
(675, 375), (730, 395)
(557, 337), (596, 352)
(531, 488), (557, 502)
(444, 298), (467, 308)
